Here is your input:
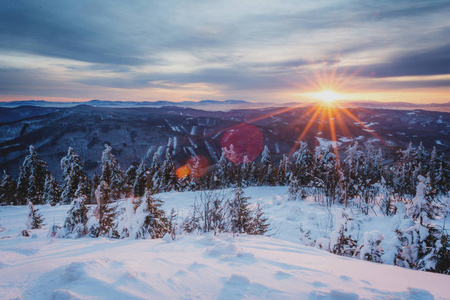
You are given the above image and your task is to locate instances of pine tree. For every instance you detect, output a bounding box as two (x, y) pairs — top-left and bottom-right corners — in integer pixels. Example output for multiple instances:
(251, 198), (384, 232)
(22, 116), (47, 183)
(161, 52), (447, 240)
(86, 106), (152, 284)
(134, 192), (169, 239)
(258, 145), (275, 186)
(287, 174), (305, 201)
(94, 181), (115, 237)
(100, 144), (124, 199)
(149, 152), (162, 190)
(26, 202), (45, 229)
(312, 145), (341, 206)
(429, 149), (450, 195)
(228, 188), (253, 234)
(342, 142), (382, 212)
(240, 155), (254, 187)
(248, 203), (269, 235)
(60, 147), (89, 204)
(42, 174), (61, 206)
(330, 211), (357, 257)
(0, 170), (16, 205)
(133, 160), (148, 197)
(291, 141), (313, 185)
(124, 165), (137, 196)
(18, 146), (48, 205)
(355, 230), (384, 263)
(214, 149), (231, 188)
(15, 166), (28, 205)
(161, 148), (179, 192)
(409, 175), (439, 223)
(277, 154), (290, 186)
(61, 196), (89, 238)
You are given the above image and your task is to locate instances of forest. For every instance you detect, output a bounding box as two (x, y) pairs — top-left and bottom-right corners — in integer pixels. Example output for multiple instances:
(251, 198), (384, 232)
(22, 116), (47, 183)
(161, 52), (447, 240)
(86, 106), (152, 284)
(1, 141), (449, 274)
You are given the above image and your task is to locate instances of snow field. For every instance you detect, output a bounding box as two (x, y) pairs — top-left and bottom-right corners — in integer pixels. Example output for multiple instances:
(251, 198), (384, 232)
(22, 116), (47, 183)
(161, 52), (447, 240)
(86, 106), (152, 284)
(0, 187), (449, 299)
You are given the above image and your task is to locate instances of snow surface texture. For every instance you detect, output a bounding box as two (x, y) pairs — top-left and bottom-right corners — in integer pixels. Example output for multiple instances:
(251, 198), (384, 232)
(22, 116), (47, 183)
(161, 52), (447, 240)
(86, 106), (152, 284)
(0, 187), (449, 300)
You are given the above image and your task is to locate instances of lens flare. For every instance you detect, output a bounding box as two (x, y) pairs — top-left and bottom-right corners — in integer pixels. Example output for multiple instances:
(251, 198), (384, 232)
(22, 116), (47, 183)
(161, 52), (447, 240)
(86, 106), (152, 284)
(221, 124), (264, 164)
(176, 155), (209, 179)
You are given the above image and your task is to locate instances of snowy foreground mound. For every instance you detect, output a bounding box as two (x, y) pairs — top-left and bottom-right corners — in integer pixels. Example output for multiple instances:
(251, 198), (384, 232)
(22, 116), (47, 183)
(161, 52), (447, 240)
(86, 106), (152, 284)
(1, 187), (449, 299)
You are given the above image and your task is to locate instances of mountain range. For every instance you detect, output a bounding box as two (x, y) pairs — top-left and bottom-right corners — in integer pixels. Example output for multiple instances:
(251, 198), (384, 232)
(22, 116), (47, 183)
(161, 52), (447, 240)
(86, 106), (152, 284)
(0, 104), (449, 178)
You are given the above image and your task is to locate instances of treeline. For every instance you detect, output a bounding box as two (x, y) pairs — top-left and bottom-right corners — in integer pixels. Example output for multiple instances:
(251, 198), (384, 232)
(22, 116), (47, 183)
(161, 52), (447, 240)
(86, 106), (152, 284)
(0, 142), (449, 208)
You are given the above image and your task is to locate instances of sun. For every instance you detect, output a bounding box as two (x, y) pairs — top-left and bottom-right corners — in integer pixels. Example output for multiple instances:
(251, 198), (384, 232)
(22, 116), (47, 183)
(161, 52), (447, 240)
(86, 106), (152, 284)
(313, 90), (342, 104)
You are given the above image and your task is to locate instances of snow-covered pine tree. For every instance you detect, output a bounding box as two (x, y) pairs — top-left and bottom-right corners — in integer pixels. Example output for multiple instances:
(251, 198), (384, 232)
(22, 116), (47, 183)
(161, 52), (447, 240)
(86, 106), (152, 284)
(42, 173), (61, 206)
(168, 208), (179, 240)
(342, 142), (382, 212)
(408, 175), (439, 224)
(248, 203), (269, 235)
(133, 160), (148, 197)
(19, 146), (48, 205)
(90, 173), (100, 204)
(26, 202), (45, 229)
(124, 164), (137, 196)
(0, 170), (16, 205)
(355, 230), (384, 263)
(149, 152), (162, 190)
(257, 145), (275, 186)
(312, 144), (341, 206)
(60, 147), (89, 204)
(393, 142), (429, 198)
(74, 175), (89, 199)
(291, 141), (313, 185)
(228, 187), (253, 234)
(15, 166), (28, 205)
(61, 196), (89, 238)
(214, 149), (231, 188)
(287, 173), (305, 201)
(134, 192), (169, 239)
(160, 148), (179, 192)
(277, 154), (290, 186)
(94, 180), (116, 237)
(100, 144), (124, 199)
(429, 149), (450, 196)
(416, 225), (450, 274)
(330, 211), (357, 257)
(240, 155), (254, 187)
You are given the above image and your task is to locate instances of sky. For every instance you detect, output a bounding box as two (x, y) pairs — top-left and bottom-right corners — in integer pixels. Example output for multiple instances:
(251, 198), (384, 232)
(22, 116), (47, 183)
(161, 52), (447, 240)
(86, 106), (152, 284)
(1, 0), (450, 104)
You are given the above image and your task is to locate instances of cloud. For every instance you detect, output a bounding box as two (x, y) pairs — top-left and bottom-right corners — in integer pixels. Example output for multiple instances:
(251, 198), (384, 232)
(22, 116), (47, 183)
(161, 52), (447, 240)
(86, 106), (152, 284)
(1, 0), (450, 101)
(356, 43), (450, 78)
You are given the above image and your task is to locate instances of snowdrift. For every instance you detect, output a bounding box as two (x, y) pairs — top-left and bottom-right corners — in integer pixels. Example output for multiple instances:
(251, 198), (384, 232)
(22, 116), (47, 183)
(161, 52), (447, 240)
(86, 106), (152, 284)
(0, 187), (449, 299)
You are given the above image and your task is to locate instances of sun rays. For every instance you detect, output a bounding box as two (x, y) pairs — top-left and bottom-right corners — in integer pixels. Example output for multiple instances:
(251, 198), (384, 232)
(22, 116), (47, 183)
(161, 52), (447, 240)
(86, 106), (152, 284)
(188, 67), (388, 177)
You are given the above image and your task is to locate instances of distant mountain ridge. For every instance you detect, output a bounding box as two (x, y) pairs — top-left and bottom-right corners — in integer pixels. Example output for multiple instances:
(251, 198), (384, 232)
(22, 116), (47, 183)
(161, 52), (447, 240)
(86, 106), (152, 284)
(0, 99), (449, 112)
(0, 99), (272, 110)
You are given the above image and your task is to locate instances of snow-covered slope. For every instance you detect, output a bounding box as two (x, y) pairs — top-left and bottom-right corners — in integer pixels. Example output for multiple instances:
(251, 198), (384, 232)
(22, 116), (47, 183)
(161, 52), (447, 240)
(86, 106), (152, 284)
(0, 187), (448, 299)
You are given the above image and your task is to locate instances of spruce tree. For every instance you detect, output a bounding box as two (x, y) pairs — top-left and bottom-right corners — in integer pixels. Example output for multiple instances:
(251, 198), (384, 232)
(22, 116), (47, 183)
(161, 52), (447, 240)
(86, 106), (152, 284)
(42, 174), (61, 206)
(94, 180), (115, 237)
(100, 144), (124, 199)
(277, 154), (290, 186)
(26, 202), (45, 229)
(15, 166), (28, 205)
(0, 170), (16, 205)
(61, 196), (89, 238)
(228, 188), (253, 234)
(161, 148), (178, 192)
(258, 145), (275, 186)
(248, 203), (269, 235)
(18, 146), (48, 205)
(408, 175), (439, 223)
(60, 147), (88, 204)
(312, 145), (341, 206)
(124, 165), (137, 196)
(291, 141), (313, 185)
(133, 160), (148, 197)
(134, 192), (169, 239)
